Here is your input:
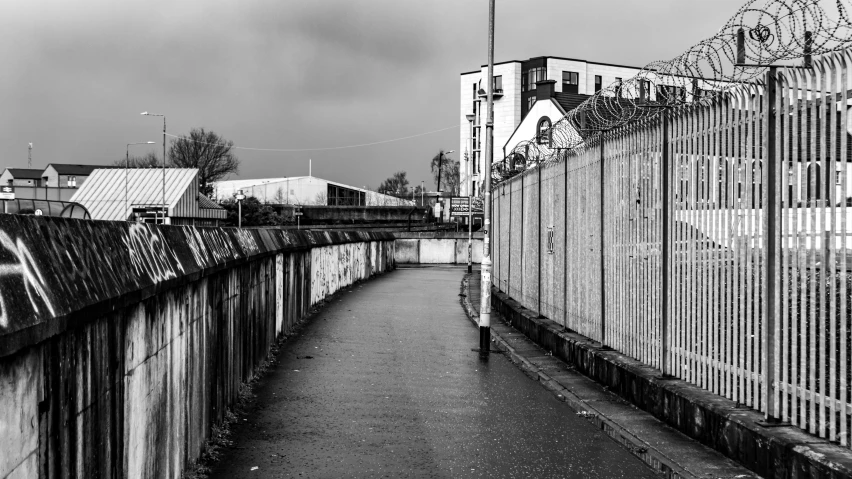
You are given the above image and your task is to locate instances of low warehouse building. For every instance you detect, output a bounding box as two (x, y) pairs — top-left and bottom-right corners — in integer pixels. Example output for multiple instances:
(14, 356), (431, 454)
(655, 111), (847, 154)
(70, 168), (226, 225)
(213, 175), (413, 207)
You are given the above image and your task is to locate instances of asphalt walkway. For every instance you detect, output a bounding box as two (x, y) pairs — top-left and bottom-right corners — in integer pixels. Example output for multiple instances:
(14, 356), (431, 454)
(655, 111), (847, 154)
(209, 266), (657, 478)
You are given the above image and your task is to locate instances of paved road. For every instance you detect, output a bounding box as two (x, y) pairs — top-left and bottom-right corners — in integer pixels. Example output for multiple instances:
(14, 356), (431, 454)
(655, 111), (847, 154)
(210, 267), (656, 479)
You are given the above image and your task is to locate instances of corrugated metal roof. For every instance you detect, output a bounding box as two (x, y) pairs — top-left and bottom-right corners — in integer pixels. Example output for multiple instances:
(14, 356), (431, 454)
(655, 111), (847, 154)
(70, 168), (198, 221)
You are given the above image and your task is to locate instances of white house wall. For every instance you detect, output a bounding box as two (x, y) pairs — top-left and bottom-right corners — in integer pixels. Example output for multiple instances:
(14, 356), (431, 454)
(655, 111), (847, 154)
(503, 99), (571, 159)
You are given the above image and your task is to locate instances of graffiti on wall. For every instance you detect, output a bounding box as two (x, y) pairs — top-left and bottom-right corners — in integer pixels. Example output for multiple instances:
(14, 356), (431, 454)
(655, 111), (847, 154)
(124, 224), (186, 282)
(0, 231), (55, 327)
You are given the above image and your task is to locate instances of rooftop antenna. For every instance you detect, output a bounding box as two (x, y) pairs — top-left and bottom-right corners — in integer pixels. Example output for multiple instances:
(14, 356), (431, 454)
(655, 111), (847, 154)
(28, 143), (32, 168)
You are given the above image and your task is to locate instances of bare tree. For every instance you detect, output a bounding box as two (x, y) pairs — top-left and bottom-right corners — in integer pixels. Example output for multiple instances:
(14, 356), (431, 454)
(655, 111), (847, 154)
(313, 191), (328, 205)
(377, 171), (410, 195)
(168, 128), (240, 195)
(271, 186), (287, 205)
(113, 151), (160, 168)
(430, 150), (459, 193)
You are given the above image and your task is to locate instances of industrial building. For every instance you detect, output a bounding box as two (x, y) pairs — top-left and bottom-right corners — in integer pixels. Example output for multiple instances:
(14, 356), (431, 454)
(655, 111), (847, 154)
(70, 168), (226, 225)
(213, 176), (413, 207)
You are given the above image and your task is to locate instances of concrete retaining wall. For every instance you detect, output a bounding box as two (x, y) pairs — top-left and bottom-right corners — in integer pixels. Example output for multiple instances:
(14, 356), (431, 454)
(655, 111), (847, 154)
(393, 232), (483, 264)
(0, 215), (394, 478)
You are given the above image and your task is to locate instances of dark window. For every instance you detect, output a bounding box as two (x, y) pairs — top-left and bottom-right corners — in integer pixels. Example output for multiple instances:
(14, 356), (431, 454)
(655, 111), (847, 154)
(563, 71), (579, 94)
(594, 75), (602, 93)
(528, 96), (536, 110)
(615, 77), (623, 97)
(472, 82), (476, 100)
(472, 180), (477, 196)
(526, 67), (545, 91)
(493, 75), (502, 92)
(537, 117), (552, 146)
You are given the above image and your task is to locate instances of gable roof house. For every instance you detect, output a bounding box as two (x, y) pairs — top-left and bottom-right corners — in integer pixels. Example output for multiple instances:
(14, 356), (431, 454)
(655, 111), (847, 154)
(0, 168), (44, 187)
(41, 164), (106, 188)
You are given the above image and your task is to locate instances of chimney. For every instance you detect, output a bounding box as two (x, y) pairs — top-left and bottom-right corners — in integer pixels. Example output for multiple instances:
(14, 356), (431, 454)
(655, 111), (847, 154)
(536, 80), (557, 101)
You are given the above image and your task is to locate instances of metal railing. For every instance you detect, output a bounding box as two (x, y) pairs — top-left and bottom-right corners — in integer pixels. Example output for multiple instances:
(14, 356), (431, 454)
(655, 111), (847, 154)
(492, 51), (852, 446)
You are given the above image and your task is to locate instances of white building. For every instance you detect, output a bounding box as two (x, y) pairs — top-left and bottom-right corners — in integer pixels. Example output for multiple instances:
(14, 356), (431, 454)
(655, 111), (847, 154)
(213, 176), (414, 207)
(459, 56), (647, 196)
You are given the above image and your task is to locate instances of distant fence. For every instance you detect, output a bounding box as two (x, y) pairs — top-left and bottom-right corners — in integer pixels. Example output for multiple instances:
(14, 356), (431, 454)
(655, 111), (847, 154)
(492, 51), (852, 446)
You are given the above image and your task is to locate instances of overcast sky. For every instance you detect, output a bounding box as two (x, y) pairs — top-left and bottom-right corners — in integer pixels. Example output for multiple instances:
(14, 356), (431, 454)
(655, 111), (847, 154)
(1, 0), (748, 190)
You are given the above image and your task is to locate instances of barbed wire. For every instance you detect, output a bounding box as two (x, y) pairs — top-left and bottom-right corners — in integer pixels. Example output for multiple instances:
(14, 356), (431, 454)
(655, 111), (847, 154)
(493, 0), (852, 184)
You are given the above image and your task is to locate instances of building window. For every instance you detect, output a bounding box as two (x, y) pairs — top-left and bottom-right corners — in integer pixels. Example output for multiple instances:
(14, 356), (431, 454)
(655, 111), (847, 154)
(640, 80), (652, 101)
(537, 117), (552, 146)
(67, 176), (77, 187)
(594, 75), (602, 93)
(563, 71), (579, 94)
(656, 85), (685, 103)
(472, 82), (477, 100)
(528, 96), (537, 110)
(472, 180), (477, 197)
(525, 67), (545, 91)
(492, 75), (502, 93)
(615, 77), (623, 97)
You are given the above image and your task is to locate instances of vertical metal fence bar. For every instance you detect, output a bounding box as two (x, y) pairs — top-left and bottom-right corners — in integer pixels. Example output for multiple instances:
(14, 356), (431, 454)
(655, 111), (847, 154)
(690, 106), (699, 386)
(663, 114), (672, 374)
(698, 103), (708, 390)
(735, 88), (746, 406)
(745, 85), (755, 409)
(808, 65), (818, 433)
(818, 57), (828, 438)
(779, 70), (791, 424)
(601, 136), (608, 346)
(563, 153), (569, 330)
(798, 67), (809, 430)
(827, 53), (839, 442)
(763, 66), (780, 421)
(724, 93), (734, 400)
(839, 51), (849, 447)
(711, 97), (721, 395)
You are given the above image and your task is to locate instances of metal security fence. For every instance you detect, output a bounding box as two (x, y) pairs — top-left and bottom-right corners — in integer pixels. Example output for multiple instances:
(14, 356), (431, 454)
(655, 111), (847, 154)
(491, 51), (852, 446)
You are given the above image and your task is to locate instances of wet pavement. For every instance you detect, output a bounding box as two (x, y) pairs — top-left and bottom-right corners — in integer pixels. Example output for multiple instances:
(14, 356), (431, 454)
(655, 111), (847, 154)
(209, 266), (657, 479)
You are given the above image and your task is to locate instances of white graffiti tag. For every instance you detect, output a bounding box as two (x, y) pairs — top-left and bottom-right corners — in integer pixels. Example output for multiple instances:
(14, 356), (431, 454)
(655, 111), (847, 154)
(124, 224), (186, 282)
(0, 231), (56, 328)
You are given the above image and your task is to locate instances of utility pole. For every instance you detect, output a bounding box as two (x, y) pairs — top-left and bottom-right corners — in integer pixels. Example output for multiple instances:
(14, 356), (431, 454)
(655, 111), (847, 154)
(466, 114), (476, 274)
(479, 0), (495, 357)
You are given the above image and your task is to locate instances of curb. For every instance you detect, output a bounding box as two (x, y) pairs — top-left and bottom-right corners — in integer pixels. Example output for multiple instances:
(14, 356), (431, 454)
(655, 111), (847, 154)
(459, 275), (757, 479)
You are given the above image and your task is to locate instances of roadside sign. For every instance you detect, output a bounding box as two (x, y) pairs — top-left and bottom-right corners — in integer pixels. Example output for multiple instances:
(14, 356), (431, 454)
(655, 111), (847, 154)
(235, 194), (246, 201)
(449, 196), (483, 217)
(0, 185), (14, 200)
(293, 212), (303, 216)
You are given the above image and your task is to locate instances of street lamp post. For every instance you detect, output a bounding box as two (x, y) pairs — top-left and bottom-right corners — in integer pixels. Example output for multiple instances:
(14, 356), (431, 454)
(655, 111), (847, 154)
(466, 114), (476, 274)
(479, 0), (496, 357)
(141, 112), (166, 224)
(126, 142), (156, 221)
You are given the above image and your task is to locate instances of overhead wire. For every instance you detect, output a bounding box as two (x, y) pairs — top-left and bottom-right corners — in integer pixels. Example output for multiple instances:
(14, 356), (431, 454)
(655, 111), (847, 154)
(163, 125), (460, 152)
